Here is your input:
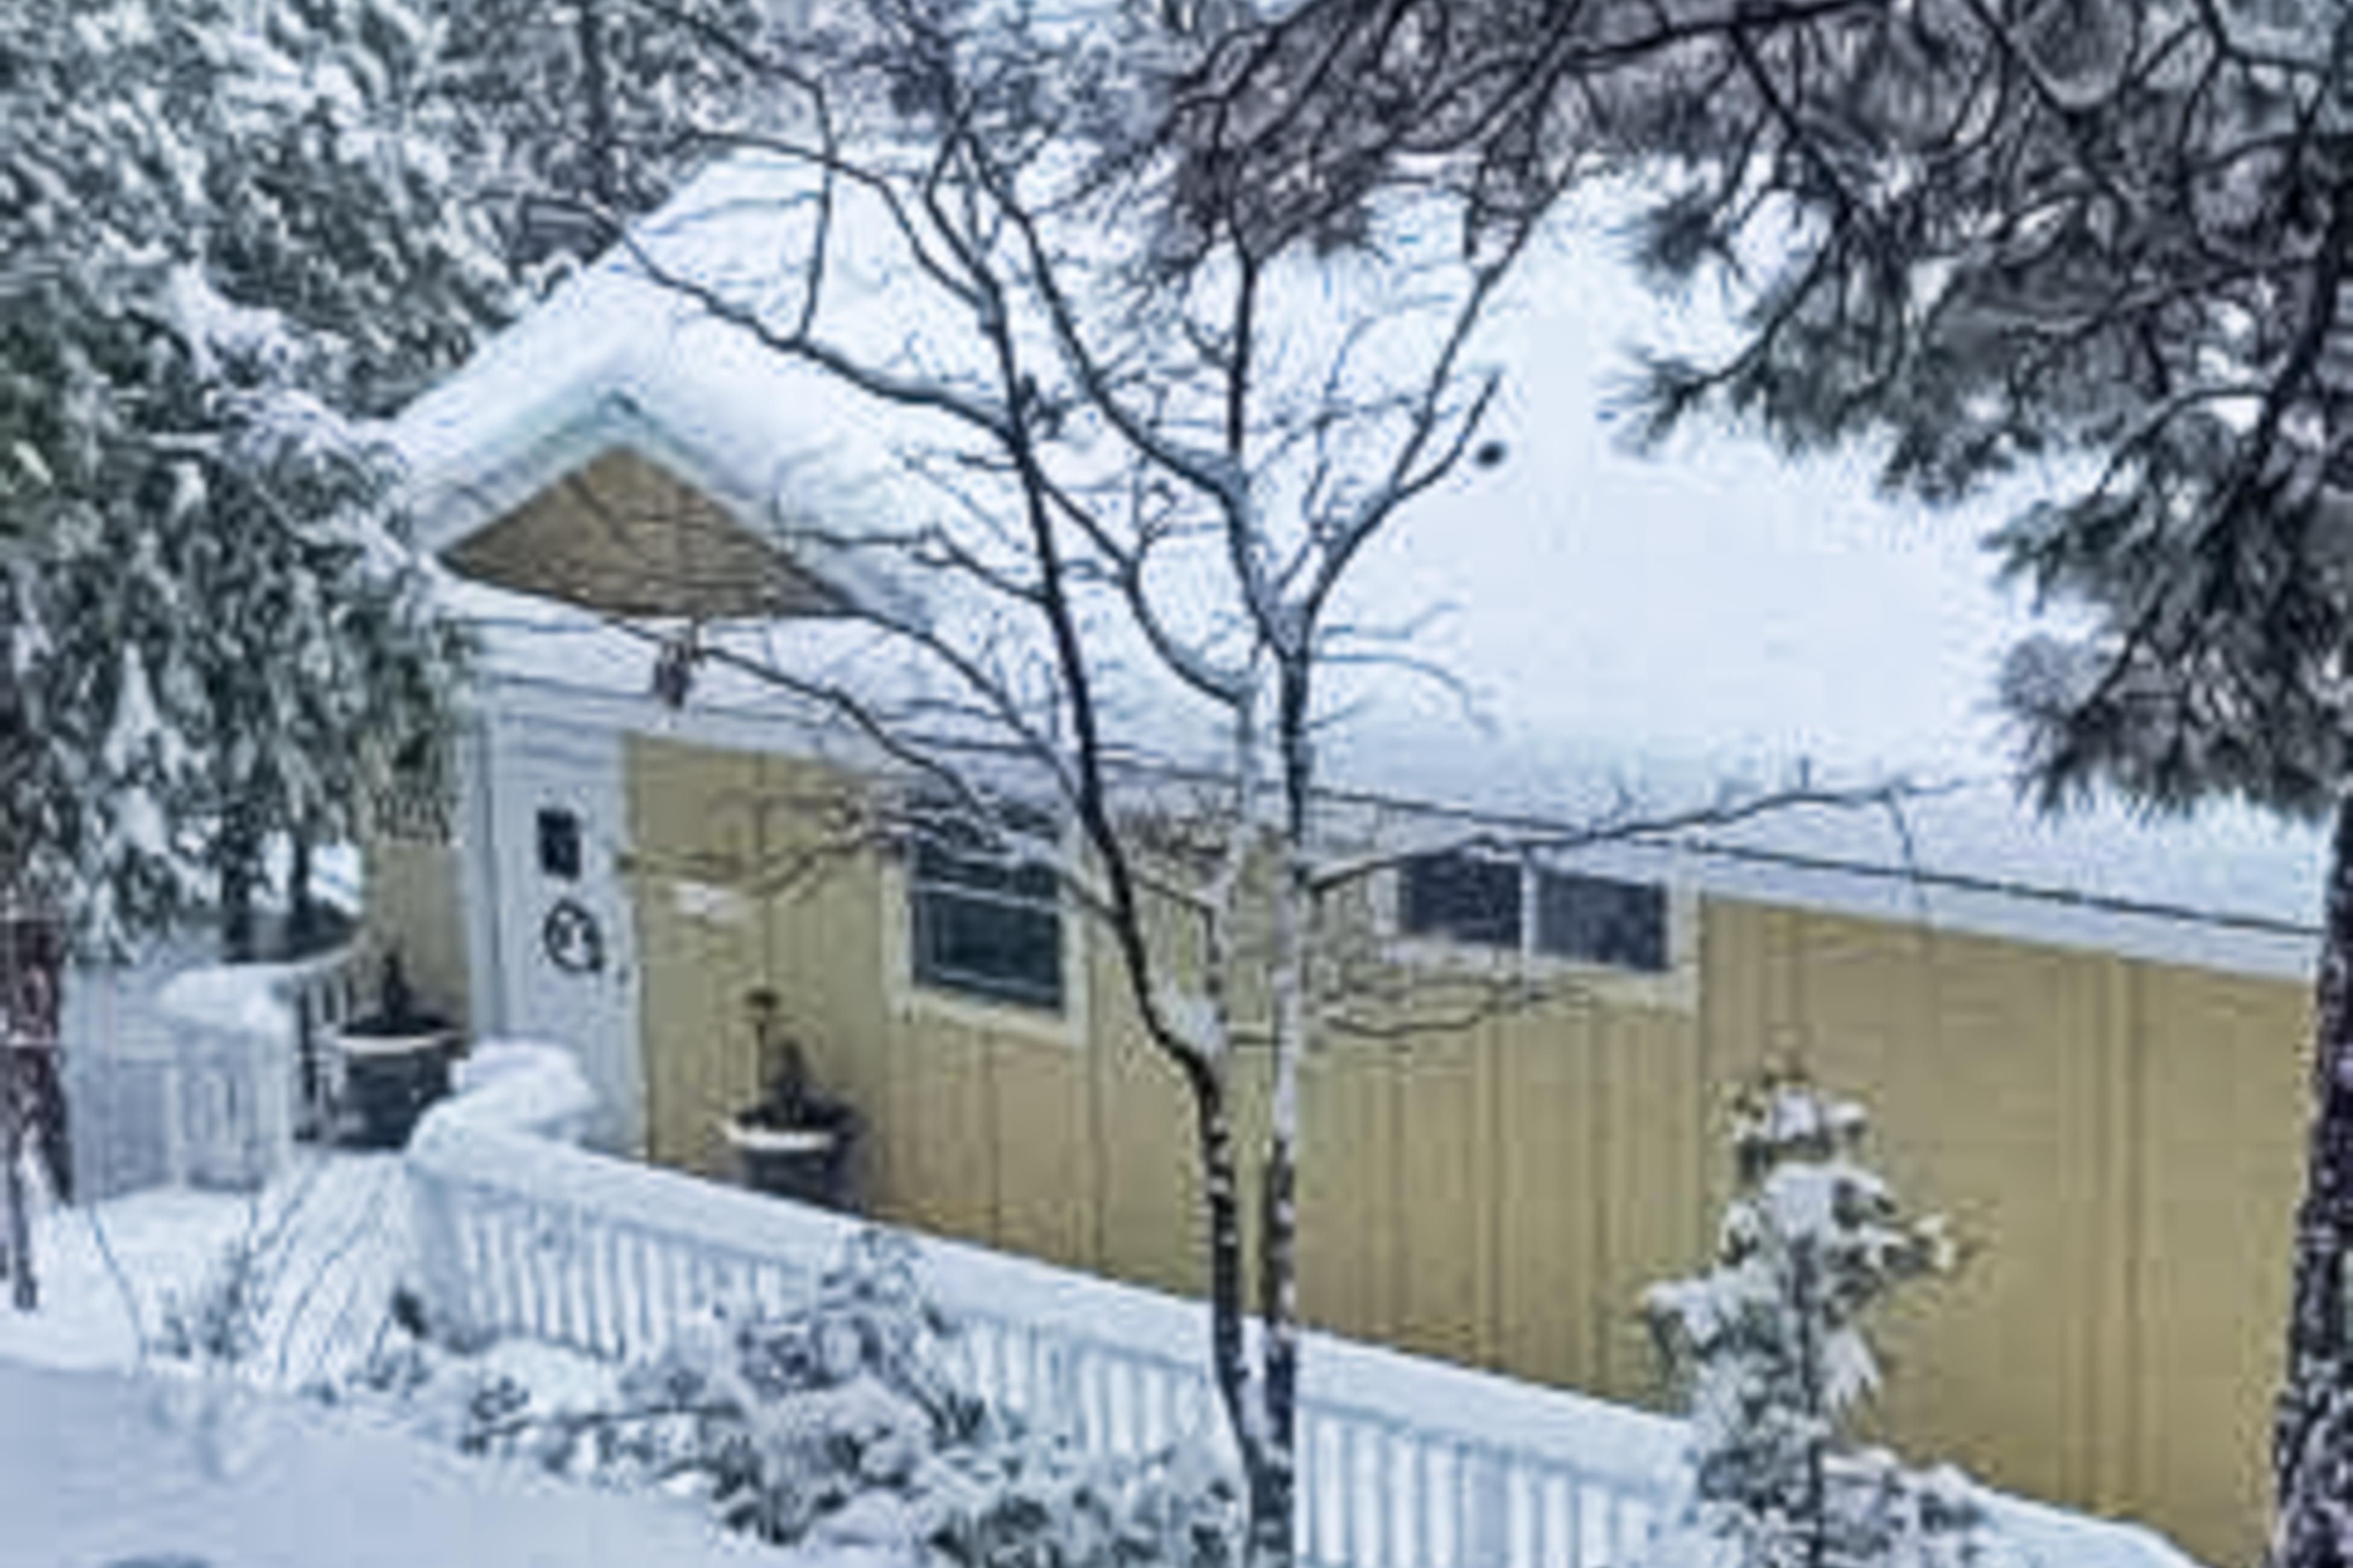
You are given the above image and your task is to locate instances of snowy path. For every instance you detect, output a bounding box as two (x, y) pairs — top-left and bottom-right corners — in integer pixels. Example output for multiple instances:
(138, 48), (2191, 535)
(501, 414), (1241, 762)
(0, 1358), (785, 1568)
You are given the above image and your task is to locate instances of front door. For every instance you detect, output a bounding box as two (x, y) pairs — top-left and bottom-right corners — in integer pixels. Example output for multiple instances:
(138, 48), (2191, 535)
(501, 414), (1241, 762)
(470, 707), (644, 1153)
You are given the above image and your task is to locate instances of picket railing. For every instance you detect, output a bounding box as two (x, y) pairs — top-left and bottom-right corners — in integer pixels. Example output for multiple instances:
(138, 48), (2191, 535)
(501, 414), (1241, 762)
(404, 1114), (2201, 1568)
(407, 1113), (1677, 1568)
(139, 937), (369, 1190)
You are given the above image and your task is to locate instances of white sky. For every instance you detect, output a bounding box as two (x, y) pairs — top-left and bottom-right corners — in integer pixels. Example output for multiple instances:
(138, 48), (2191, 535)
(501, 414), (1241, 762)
(1331, 212), (2050, 789)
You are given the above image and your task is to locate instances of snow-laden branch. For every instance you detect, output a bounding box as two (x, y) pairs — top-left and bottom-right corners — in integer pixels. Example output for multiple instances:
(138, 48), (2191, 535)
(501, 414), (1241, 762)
(1306, 777), (1959, 896)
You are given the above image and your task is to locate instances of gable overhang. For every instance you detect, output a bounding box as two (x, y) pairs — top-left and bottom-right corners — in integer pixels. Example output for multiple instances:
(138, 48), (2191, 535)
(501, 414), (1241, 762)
(398, 385), (922, 629)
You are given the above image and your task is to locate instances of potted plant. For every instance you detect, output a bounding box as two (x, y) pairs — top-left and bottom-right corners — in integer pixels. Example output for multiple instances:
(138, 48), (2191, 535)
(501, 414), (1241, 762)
(331, 950), (457, 1149)
(719, 988), (858, 1209)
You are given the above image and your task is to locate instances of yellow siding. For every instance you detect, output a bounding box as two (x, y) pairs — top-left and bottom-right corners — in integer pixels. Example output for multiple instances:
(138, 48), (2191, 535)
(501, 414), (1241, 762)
(626, 736), (765, 1177)
(361, 834), (470, 1029)
(603, 733), (2310, 1567)
(2133, 963), (2305, 1559)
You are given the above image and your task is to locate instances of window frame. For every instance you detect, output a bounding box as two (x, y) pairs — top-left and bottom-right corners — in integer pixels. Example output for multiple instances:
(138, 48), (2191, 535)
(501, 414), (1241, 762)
(1382, 849), (1696, 1008)
(884, 797), (1088, 1043)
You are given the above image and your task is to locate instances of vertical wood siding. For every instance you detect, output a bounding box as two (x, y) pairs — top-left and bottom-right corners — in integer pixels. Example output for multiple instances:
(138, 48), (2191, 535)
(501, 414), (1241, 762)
(615, 733), (2307, 1567)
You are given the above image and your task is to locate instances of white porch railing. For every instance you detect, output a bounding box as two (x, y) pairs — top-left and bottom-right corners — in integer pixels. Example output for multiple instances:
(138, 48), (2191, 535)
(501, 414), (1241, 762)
(157, 938), (373, 1186)
(65, 937), (373, 1197)
(407, 1114), (1676, 1568)
(404, 1116), (2202, 1568)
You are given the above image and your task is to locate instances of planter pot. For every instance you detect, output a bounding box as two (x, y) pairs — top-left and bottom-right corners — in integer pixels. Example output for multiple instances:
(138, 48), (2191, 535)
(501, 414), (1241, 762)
(720, 1109), (858, 1211)
(332, 1025), (455, 1149)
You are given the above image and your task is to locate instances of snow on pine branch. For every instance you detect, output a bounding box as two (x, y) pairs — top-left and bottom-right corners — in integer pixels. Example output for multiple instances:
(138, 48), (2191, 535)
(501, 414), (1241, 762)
(1641, 1067), (1998, 1568)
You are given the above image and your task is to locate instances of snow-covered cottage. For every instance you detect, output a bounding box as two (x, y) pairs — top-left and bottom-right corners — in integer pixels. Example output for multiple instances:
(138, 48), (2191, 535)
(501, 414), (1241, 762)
(358, 157), (2325, 1567)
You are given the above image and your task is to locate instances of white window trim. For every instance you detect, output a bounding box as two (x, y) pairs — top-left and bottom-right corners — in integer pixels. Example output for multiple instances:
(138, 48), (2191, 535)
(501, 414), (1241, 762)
(879, 821), (1091, 1048)
(1376, 857), (1700, 1013)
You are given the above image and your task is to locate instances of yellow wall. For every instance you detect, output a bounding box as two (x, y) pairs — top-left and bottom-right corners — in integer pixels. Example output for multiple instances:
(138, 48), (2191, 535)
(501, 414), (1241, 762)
(362, 833), (471, 1029)
(609, 732), (2308, 1567)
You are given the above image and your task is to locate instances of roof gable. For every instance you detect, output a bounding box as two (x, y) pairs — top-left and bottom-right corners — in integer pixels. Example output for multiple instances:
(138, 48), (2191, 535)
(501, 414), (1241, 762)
(440, 444), (848, 621)
(387, 266), (919, 628)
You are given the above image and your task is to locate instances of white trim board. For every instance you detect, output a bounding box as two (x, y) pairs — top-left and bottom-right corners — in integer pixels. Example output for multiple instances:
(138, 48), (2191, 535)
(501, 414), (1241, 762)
(467, 674), (2321, 982)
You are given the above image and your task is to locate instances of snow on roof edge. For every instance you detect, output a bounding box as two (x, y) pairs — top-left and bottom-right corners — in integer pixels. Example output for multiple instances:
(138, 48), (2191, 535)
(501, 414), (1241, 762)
(472, 669), (2323, 982)
(384, 270), (922, 629)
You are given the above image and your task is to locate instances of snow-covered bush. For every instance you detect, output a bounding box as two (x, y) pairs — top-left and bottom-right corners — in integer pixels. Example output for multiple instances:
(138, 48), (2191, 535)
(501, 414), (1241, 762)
(151, 1240), (271, 1370)
(1641, 1066), (2017, 1568)
(359, 1227), (1241, 1568)
(146, 1174), (329, 1477)
(150, 1166), (329, 1372)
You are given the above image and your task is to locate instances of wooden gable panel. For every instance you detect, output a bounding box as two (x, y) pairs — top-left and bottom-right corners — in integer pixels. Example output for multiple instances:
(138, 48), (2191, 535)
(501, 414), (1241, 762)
(442, 446), (847, 621)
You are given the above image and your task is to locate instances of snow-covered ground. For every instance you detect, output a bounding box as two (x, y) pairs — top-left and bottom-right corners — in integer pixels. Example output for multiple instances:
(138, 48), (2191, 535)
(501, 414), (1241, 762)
(0, 1146), (408, 1389)
(0, 1357), (783, 1568)
(0, 1038), (599, 1386)
(0, 1095), (793, 1566)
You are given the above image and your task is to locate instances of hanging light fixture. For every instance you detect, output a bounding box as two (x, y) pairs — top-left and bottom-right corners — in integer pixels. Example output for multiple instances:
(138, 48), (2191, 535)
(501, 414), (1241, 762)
(651, 622), (702, 709)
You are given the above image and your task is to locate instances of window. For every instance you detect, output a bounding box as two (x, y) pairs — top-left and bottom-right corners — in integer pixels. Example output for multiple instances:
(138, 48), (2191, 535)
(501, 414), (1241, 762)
(537, 807), (583, 880)
(1399, 852), (1670, 974)
(371, 737), (453, 844)
(908, 805), (1065, 1011)
(1401, 853), (1523, 949)
(1536, 870), (1668, 972)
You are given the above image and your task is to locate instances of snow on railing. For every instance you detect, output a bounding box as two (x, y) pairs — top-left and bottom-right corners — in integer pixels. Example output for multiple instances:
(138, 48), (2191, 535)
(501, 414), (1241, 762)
(150, 937), (368, 1188)
(406, 1114), (1674, 1568)
(403, 1118), (2203, 1568)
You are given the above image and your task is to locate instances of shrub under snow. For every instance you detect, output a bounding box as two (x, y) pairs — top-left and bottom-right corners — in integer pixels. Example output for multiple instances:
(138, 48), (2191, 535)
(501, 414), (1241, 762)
(1641, 1067), (2022, 1568)
(356, 1229), (1241, 1568)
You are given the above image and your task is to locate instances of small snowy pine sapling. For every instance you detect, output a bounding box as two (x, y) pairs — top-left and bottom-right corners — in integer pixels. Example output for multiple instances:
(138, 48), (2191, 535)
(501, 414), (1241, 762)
(1641, 1066), (2008, 1568)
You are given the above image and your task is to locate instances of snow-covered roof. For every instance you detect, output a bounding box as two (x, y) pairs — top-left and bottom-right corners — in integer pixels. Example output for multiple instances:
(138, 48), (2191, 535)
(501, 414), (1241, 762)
(385, 209), (923, 628)
(388, 156), (2331, 984)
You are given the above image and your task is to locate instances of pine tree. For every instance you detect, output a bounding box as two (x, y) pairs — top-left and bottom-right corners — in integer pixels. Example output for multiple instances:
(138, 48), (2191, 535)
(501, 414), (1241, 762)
(5, 0), (507, 941)
(0, 0), (510, 1299)
(426, 0), (788, 268)
(1644, 1067), (1997, 1568)
(1162, 7), (2353, 1562)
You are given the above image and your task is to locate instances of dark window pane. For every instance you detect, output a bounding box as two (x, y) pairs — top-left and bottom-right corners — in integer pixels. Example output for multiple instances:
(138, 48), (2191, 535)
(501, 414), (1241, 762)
(913, 836), (1059, 901)
(1535, 871), (1668, 972)
(1401, 853), (1522, 949)
(537, 808), (581, 880)
(908, 798), (1064, 1011)
(913, 888), (1063, 1008)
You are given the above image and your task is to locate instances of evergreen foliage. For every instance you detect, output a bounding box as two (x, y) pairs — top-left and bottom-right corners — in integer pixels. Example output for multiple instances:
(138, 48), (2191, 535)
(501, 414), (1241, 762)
(1642, 1068), (2006, 1568)
(427, 0), (788, 268)
(0, 0), (507, 947)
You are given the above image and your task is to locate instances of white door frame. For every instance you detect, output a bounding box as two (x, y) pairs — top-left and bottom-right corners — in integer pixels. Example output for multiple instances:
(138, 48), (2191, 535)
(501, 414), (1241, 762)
(460, 702), (645, 1154)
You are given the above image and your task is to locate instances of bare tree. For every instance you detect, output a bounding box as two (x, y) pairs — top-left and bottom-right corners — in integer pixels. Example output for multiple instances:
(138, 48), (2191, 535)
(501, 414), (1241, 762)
(479, 3), (1931, 1560)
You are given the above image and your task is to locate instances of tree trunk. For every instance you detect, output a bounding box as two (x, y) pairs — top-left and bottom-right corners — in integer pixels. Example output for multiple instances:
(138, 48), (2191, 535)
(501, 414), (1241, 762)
(288, 831), (317, 956)
(1194, 1076), (1252, 1455)
(1247, 674), (1312, 1568)
(1250, 1136), (1297, 1568)
(1250, 860), (1304, 1568)
(2, 1042), (29, 1311)
(576, 0), (619, 213)
(0, 912), (63, 1314)
(2273, 789), (2353, 1568)
(220, 808), (262, 963)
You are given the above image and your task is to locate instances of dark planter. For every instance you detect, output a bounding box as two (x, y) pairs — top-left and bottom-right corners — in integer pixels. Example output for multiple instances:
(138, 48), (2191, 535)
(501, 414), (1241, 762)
(720, 1100), (859, 1210)
(334, 1023), (455, 1149)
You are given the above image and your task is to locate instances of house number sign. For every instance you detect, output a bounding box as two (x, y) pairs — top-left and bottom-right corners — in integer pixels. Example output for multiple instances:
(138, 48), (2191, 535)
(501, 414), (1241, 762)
(542, 897), (606, 976)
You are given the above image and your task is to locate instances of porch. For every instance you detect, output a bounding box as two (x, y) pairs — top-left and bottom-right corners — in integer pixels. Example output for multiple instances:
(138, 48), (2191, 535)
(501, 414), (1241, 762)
(5, 1026), (2198, 1568)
